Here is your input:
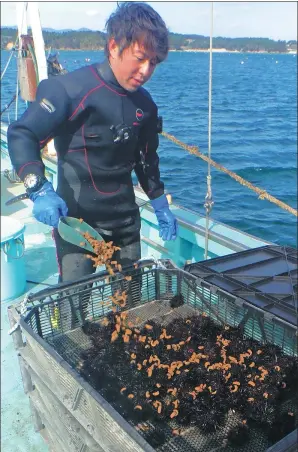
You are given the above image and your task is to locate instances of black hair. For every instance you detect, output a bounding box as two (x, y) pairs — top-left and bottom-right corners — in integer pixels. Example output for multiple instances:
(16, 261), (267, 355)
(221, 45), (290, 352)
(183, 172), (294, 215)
(105, 2), (169, 63)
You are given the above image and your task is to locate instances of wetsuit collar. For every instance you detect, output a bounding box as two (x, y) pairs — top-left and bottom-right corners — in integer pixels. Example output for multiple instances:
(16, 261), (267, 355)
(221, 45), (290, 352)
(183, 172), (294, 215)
(95, 59), (127, 95)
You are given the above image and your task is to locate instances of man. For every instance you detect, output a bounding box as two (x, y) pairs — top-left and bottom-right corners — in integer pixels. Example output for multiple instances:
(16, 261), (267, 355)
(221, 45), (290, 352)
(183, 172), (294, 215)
(8, 2), (178, 284)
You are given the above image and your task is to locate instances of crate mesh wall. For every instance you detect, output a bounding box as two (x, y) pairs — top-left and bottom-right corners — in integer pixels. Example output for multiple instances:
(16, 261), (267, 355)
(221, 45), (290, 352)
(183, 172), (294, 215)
(21, 334), (149, 452)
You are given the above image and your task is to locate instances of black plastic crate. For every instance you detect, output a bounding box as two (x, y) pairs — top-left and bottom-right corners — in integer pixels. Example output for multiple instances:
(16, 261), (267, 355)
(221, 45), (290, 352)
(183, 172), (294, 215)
(184, 245), (298, 327)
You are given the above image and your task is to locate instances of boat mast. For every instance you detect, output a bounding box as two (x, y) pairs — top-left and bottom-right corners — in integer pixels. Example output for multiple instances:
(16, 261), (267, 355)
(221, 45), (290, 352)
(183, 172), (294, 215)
(16, 2), (28, 120)
(16, 3), (28, 45)
(26, 2), (57, 157)
(27, 2), (48, 82)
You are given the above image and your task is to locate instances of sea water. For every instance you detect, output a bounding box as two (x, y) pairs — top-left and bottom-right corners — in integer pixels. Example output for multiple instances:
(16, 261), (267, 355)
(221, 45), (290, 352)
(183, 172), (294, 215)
(1, 50), (297, 247)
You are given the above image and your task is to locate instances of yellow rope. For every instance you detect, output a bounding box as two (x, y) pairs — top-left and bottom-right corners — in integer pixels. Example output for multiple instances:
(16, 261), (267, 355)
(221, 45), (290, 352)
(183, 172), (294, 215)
(161, 131), (298, 218)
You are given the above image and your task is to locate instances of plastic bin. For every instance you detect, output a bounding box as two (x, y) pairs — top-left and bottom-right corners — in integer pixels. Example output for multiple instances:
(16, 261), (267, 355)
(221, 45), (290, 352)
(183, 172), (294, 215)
(1, 216), (26, 301)
(184, 245), (298, 327)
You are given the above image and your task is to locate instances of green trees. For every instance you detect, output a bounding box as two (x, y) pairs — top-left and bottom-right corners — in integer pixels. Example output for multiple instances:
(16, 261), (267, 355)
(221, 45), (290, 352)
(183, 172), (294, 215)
(168, 34), (290, 52)
(1, 27), (295, 53)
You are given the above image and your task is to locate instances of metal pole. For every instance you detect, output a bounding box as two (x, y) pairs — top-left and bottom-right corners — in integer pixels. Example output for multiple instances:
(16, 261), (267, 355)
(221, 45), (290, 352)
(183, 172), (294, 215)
(204, 2), (214, 260)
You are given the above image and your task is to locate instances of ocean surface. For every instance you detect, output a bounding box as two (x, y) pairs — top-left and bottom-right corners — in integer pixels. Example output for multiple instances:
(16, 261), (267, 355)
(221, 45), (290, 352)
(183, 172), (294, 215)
(1, 50), (297, 248)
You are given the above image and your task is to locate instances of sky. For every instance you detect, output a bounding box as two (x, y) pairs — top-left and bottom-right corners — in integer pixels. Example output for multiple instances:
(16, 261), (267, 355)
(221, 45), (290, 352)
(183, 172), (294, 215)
(1, 1), (297, 41)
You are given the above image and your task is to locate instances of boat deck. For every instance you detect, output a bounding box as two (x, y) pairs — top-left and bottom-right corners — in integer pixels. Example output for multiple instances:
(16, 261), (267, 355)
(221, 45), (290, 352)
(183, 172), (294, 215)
(1, 170), (269, 451)
(1, 175), (54, 451)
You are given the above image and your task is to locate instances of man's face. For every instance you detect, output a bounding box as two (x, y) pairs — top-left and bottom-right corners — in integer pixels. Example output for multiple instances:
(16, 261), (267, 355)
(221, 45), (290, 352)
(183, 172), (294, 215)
(108, 39), (158, 92)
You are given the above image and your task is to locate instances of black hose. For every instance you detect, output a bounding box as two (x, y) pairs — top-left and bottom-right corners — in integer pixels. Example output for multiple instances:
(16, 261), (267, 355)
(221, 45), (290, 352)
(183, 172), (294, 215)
(26, 279), (53, 286)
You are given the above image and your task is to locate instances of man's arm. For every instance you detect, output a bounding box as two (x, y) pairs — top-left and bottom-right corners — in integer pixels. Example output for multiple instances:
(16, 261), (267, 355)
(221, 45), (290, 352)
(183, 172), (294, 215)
(8, 77), (70, 180)
(134, 112), (164, 200)
(135, 105), (178, 241)
(7, 77), (70, 228)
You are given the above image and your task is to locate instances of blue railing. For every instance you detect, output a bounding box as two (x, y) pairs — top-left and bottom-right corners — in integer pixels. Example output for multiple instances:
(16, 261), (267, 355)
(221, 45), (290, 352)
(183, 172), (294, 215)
(1, 121), (269, 267)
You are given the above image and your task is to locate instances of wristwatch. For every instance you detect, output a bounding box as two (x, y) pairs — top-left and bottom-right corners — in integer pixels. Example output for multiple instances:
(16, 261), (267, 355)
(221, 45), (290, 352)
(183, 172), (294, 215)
(24, 174), (47, 194)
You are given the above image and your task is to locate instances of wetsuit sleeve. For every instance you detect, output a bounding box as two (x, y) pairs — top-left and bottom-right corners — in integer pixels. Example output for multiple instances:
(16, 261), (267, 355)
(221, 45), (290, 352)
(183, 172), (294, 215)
(7, 77), (70, 180)
(134, 112), (164, 200)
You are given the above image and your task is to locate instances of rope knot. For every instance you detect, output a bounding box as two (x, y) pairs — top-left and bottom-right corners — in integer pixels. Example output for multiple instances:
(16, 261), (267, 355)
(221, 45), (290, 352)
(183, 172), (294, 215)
(258, 191), (267, 200)
(204, 199), (214, 215)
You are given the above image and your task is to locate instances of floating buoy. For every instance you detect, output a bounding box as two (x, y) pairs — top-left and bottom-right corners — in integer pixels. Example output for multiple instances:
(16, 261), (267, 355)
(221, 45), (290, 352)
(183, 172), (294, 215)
(6, 42), (14, 51)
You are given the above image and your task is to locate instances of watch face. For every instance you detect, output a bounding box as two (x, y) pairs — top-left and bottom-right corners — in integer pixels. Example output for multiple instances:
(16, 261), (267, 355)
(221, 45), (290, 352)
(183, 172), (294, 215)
(24, 174), (39, 189)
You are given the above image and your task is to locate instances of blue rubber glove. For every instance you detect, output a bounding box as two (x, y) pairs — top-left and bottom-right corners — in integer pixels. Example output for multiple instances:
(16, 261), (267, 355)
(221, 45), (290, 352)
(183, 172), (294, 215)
(151, 194), (178, 241)
(29, 181), (68, 228)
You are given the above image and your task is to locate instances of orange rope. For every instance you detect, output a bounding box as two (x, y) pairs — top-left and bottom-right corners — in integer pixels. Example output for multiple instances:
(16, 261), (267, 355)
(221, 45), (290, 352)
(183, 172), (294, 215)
(161, 131), (298, 218)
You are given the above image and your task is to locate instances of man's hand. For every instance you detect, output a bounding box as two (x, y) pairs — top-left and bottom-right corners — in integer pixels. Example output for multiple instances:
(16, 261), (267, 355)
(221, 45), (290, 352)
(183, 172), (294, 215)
(150, 194), (178, 241)
(30, 181), (68, 228)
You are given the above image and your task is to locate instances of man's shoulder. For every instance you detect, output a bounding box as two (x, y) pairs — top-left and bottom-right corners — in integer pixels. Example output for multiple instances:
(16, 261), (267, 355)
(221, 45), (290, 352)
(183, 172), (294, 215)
(59, 64), (94, 81)
(60, 64), (93, 79)
(137, 87), (157, 114)
(48, 65), (97, 98)
(138, 87), (155, 103)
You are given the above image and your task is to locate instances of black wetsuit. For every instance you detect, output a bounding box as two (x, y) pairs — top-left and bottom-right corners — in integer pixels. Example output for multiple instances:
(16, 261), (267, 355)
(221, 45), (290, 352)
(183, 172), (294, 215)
(8, 59), (164, 281)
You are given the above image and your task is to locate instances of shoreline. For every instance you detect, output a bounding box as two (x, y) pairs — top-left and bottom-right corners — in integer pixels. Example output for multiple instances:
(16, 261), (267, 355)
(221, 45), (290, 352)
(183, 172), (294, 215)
(45, 48), (297, 55)
(3, 43), (297, 54)
(45, 49), (298, 55)
(169, 48), (297, 54)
